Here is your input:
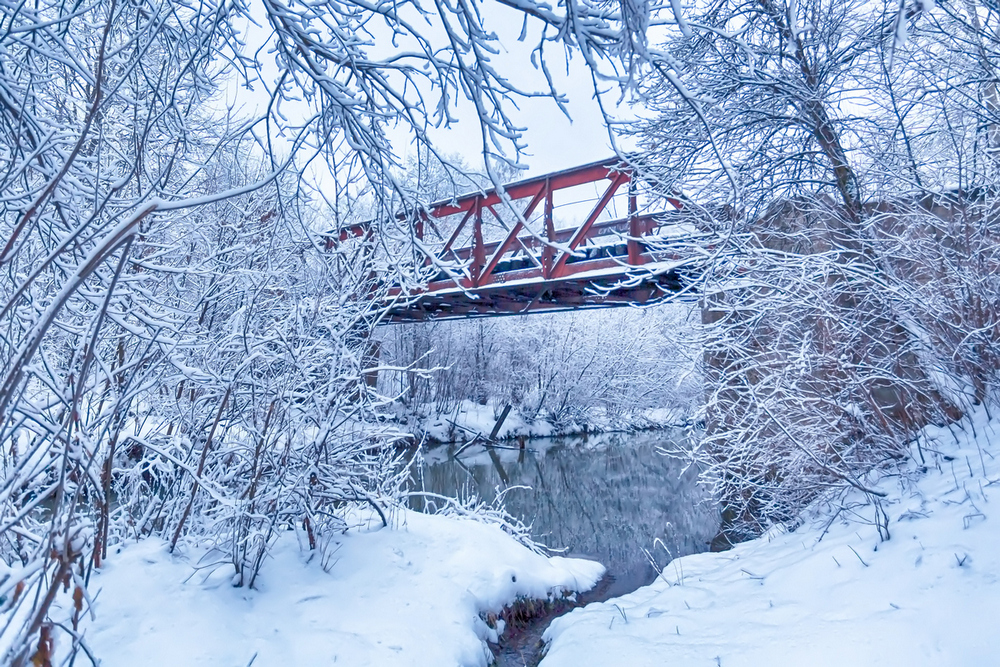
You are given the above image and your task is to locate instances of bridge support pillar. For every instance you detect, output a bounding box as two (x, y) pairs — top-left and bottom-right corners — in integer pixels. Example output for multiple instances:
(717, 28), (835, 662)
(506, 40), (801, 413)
(363, 339), (381, 390)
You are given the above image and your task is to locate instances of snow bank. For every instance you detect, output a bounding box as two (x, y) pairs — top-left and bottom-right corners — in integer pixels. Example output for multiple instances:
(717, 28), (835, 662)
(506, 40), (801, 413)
(540, 409), (1000, 666)
(407, 399), (688, 443)
(80, 509), (604, 666)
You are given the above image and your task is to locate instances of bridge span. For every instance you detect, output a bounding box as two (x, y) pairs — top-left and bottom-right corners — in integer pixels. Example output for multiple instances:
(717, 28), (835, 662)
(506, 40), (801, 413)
(336, 158), (699, 322)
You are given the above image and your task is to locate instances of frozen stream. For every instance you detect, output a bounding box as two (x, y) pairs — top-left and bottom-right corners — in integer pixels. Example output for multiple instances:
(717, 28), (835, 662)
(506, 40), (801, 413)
(409, 429), (720, 665)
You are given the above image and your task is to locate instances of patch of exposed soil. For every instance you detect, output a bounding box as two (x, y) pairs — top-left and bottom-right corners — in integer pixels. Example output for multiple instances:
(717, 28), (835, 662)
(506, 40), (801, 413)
(488, 573), (617, 667)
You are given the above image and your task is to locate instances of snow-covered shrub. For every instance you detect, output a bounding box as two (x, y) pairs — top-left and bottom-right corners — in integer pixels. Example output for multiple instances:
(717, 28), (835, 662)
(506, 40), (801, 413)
(378, 304), (702, 430)
(631, 0), (1000, 544)
(0, 142), (414, 664)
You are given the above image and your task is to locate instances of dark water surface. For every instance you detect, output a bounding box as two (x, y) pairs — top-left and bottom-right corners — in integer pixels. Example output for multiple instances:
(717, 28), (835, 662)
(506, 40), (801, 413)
(409, 428), (720, 603)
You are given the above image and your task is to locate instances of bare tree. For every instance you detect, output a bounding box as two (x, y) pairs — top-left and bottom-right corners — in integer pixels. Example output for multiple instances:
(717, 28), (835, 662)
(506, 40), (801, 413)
(0, 0), (665, 659)
(626, 0), (1000, 543)
(379, 304), (701, 434)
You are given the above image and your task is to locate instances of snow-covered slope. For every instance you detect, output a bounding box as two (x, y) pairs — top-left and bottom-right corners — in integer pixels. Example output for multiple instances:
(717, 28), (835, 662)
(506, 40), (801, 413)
(78, 510), (603, 666)
(540, 409), (1000, 667)
(61, 409), (1000, 667)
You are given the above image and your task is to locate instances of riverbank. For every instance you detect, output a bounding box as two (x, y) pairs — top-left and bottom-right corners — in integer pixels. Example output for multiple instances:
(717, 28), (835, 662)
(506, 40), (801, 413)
(412, 430), (718, 600)
(44, 411), (996, 666)
(62, 509), (603, 666)
(538, 406), (1000, 666)
(395, 399), (690, 443)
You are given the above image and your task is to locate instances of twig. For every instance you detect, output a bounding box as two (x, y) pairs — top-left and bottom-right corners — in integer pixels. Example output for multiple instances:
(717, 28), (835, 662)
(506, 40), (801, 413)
(847, 544), (869, 567)
(452, 434), (483, 458)
(170, 385), (231, 552)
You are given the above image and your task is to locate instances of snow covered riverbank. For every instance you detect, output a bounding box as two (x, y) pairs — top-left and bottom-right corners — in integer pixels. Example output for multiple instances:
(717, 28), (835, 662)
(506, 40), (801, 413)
(47, 409), (1000, 667)
(398, 399), (689, 443)
(539, 407), (1000, 666)
(71, 510), (603, 666)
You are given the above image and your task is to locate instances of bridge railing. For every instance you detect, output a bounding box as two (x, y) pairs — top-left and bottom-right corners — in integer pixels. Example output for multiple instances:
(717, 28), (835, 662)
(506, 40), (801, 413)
(333, 158), (683, 294)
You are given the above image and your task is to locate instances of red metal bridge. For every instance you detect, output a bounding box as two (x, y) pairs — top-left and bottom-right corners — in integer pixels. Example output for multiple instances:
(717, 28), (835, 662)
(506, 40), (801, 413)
(337, 158), (696, 322)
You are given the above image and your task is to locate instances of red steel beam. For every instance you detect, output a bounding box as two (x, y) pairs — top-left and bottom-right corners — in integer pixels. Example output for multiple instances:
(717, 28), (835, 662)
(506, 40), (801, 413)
(440, 207), (475, 258)
(478, 184), (549, 284)
(550, 172), (630, 279)
(383, 271), (687, 322)
(470, 199), (486, 287)
(430, 159), (622, 218)
(627, 186), (641, 265)
(542, 184), (555, 279)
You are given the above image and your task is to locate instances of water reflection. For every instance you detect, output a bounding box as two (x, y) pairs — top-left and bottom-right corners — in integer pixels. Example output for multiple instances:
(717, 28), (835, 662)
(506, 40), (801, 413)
(410, 430), (720, 598)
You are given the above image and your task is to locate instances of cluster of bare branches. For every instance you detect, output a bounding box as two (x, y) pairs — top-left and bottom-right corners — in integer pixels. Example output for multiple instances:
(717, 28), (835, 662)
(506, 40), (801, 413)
(627, 0), (1000, 543)
(379, 305), (701, 428)
(0, 0), (659, 661)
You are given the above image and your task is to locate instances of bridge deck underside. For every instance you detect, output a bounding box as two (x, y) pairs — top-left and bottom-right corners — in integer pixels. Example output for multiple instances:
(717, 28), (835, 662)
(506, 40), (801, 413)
(384, 258), (690, 322)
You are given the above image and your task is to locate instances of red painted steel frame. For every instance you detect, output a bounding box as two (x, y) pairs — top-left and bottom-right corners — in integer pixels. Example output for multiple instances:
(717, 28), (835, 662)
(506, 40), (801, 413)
(334, 158), (687, 321)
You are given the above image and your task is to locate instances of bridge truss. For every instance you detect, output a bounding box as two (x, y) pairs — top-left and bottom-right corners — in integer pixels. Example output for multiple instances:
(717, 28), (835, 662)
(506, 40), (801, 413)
(337, 158), (696, 323)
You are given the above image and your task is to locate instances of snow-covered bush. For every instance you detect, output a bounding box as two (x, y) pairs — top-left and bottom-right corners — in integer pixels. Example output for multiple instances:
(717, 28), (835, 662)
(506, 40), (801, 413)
(630, 0), (1000, 544)
(378, 304), (702, 430)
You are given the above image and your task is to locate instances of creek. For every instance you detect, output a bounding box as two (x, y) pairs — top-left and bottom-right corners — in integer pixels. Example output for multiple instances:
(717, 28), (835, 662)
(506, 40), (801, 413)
(408, 429), (719, 666)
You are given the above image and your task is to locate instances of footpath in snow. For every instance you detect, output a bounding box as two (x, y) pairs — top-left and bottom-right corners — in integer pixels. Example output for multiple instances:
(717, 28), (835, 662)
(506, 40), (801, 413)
(540, 408), (1000, 667)
(76, 510), (603, 666)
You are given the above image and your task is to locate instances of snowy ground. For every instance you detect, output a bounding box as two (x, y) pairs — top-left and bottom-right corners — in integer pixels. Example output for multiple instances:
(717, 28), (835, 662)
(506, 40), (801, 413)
(49, 409), (1000, 666)
(73, 510), (603, 666)
(540, 407), (1000, 667)
(403, 399), (687, 443)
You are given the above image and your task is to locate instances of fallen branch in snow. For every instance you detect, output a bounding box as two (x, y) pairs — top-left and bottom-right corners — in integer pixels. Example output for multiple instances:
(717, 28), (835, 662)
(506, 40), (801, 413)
(452, 434), (485, 458)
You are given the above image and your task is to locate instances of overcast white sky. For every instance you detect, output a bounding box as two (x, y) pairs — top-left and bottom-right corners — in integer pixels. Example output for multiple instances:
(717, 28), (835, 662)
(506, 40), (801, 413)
(407, 45), (626, 178)
(223, 1), (632, 183)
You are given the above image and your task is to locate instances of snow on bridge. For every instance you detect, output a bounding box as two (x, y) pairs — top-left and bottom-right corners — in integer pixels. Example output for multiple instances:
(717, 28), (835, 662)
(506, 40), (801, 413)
(335, 158), (701, 322)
